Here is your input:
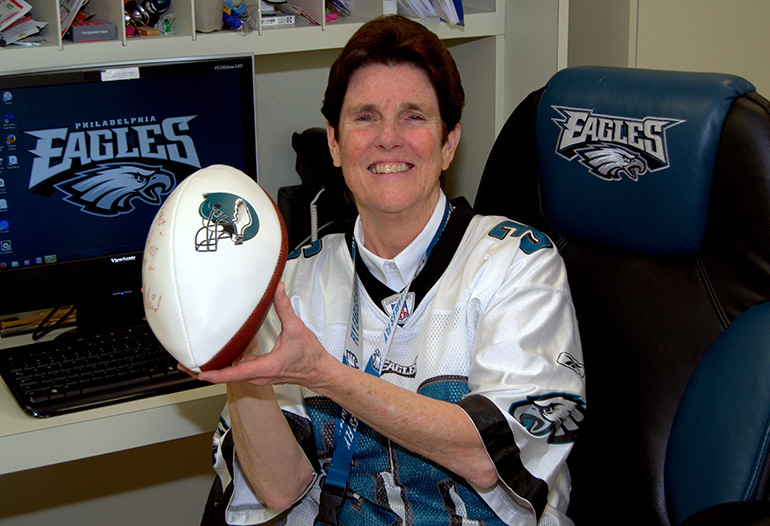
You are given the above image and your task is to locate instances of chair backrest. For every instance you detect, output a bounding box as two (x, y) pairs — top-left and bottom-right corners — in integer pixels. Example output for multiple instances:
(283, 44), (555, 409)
(475, 66), (770, 525)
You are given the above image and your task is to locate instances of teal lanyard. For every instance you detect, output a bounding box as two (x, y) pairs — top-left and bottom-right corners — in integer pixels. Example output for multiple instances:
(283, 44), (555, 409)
(315, 200), (452, 526)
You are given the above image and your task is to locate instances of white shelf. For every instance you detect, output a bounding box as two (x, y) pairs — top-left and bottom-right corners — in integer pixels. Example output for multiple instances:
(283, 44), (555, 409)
(0, 378), (226, 475)
(0, 327), (227, 476)
(0, 1), (500, 71)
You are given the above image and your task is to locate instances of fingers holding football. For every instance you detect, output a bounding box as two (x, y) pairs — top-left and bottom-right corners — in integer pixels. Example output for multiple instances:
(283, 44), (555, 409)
(177, 363), (199, 378)
(195, 354), (274, 385)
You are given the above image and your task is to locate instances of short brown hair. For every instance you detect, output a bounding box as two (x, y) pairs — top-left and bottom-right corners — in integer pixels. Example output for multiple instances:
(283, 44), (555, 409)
(321, 15), (465, 142)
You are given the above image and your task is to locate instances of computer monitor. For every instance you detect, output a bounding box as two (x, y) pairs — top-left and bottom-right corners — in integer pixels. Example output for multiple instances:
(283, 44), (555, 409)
(0, 54), (258, 331)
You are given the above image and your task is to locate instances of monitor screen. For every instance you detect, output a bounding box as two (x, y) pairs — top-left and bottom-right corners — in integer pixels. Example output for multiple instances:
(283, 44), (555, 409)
(0, 54), (258, 330)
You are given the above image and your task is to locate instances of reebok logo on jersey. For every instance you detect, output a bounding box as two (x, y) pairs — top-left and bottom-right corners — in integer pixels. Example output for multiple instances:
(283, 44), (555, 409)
(557, 352), (585, 377)
(550, 105), (683, 182)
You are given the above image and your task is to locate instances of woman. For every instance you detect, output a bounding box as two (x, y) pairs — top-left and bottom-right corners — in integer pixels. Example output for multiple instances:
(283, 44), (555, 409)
(197, 14), (585, 526)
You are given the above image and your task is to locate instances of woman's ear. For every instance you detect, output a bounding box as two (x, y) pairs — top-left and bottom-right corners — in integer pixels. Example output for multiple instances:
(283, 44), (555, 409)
(441, 123), (461, 171)
(326, 121), (342, 168)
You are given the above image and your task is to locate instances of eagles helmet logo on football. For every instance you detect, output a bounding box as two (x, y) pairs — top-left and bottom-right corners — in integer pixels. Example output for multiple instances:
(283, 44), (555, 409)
(195, 192), (260, 252)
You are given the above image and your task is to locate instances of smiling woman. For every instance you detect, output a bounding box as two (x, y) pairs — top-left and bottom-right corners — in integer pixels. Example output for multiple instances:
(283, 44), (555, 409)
(196, 14), (586, 526)
(325, 63), (460, 259)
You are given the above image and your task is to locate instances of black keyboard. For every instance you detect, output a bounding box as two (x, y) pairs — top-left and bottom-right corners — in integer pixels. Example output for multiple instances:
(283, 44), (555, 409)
(0, 324), (206, 417)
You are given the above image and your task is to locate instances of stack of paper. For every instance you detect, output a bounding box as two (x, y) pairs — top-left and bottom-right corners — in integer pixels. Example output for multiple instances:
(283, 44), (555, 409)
(397, 0), (463, 26)
(59, 0), (85, 36)
(0, 0), (50, 45)
(2, 16), (46, 44)
(434, 0), (462, 25)
(0, 0), (32, 32)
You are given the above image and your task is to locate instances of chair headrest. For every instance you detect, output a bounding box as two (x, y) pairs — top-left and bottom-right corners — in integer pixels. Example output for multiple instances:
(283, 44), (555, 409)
(536, 66), (754, 258)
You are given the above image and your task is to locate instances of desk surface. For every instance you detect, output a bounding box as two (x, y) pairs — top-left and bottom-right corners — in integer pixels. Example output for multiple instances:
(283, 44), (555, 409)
(0, 329), (227, 476)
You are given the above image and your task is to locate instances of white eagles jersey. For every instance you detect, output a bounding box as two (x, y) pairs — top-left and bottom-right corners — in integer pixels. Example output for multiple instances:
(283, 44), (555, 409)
(212, 205), (586, 526)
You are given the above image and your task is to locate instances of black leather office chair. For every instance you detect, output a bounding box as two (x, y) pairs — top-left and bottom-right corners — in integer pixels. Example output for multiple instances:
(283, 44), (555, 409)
(474, 66), (770, 525)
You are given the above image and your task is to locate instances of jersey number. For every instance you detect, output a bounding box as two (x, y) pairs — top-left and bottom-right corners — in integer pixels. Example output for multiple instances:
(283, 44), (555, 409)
(488, 220), (552, 254)
(288, 239), (322, 260)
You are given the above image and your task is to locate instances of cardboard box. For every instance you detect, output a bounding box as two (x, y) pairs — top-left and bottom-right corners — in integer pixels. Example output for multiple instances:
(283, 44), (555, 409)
(68, 20), (117, 42)
(136, 25), (160, 36)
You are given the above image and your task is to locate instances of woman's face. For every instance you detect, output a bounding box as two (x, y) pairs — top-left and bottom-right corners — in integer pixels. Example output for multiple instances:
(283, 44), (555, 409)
(327, 63), (460, 223)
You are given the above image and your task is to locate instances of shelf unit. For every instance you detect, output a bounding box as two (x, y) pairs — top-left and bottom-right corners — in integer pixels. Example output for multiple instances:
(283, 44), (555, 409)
(0, 0), (568, 203)
(3, 1), (502, 66)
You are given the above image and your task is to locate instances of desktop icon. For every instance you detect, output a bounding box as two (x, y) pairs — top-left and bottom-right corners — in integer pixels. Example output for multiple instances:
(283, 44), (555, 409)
(44, 254), (57, 264)
(6, 134), (15, 145)
(7, 156), (17, 166)
(11, 260), (18, 267)
(35, 257), (43, 264)
(0, 262), (5, 269)
(0, 240), (10, 251)
(0, 178), (4, 187)
(2, 92), (11, 103)
(0, 199), (7, 210)
(4, 114), (13, 123)
(0, 219), (8, 230)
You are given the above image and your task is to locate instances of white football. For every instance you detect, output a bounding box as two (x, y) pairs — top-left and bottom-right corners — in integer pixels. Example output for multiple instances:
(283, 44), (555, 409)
(142, 164), (287, 372)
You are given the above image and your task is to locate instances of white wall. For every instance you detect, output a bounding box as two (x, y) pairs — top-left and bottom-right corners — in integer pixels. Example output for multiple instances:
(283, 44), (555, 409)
(569, 0), (770, 96)
(634, 0), (770, 96)
(568, 0), (632, 68)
